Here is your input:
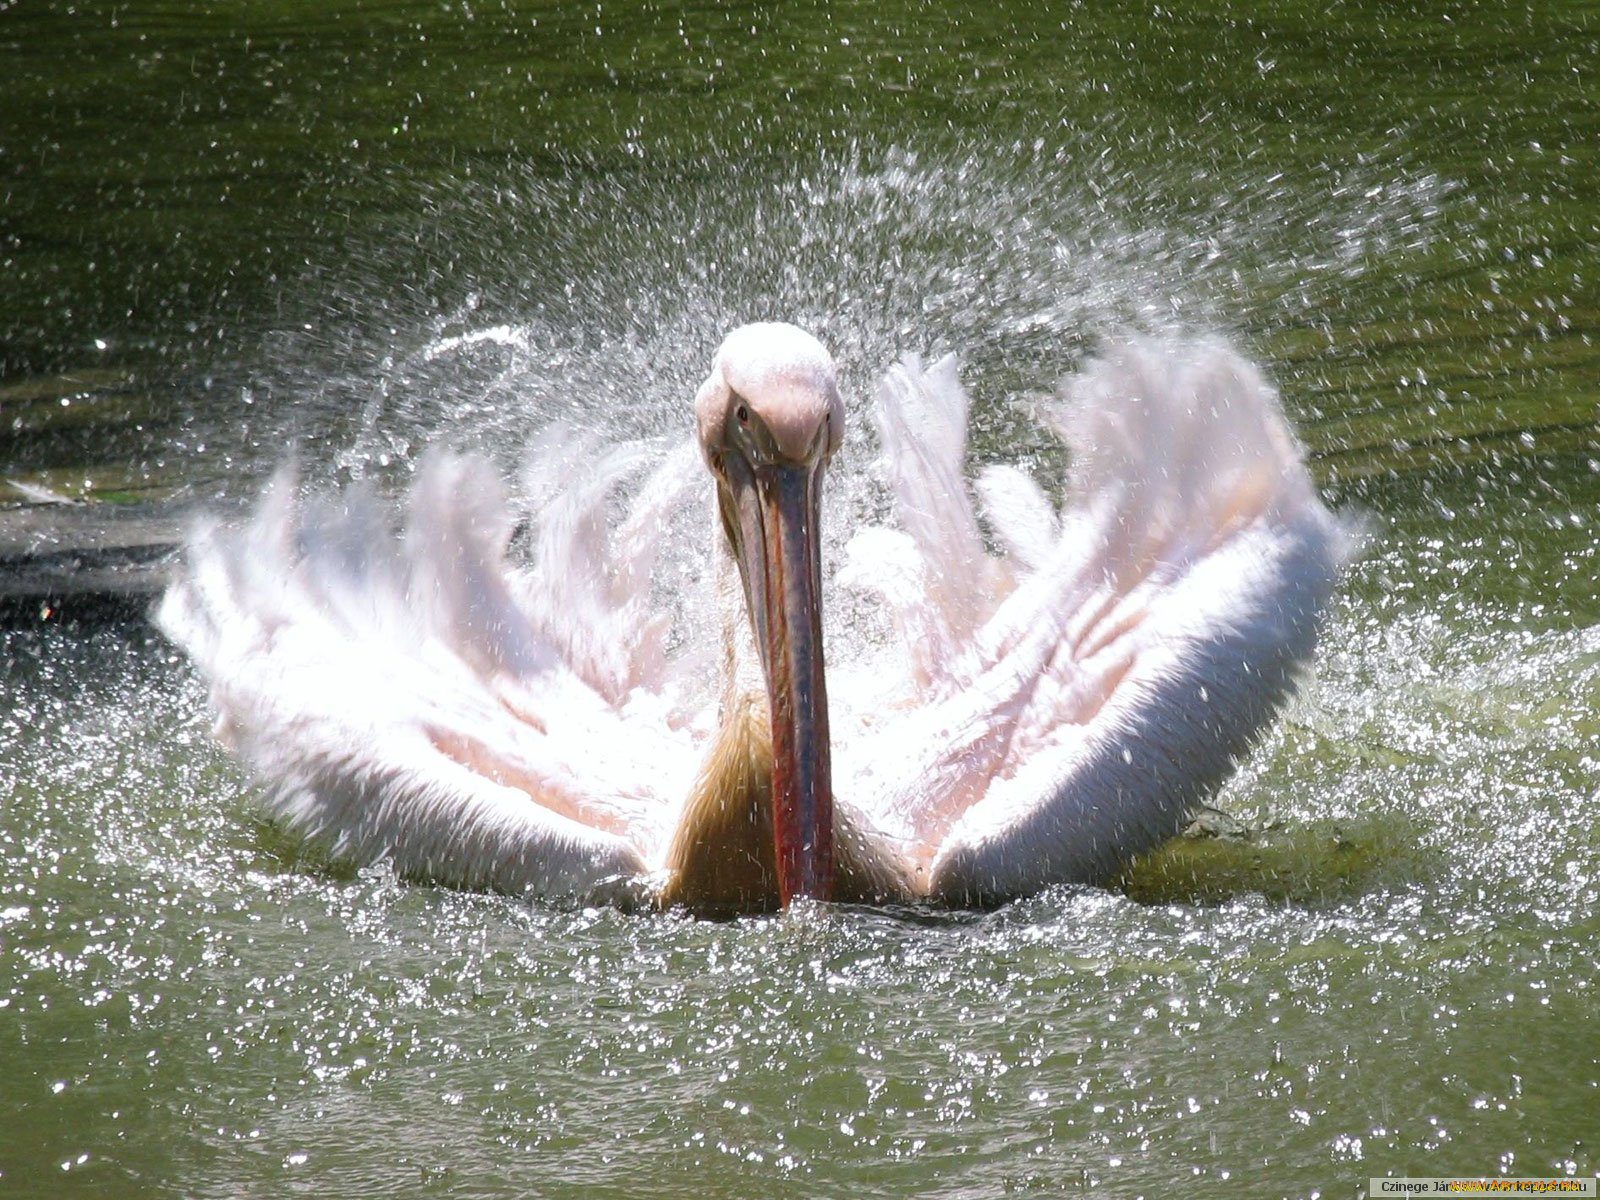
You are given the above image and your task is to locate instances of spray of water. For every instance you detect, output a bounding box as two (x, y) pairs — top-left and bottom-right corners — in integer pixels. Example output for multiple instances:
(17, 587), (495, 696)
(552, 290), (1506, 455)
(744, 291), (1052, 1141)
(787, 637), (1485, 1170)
(7, 135), (1595, 1192)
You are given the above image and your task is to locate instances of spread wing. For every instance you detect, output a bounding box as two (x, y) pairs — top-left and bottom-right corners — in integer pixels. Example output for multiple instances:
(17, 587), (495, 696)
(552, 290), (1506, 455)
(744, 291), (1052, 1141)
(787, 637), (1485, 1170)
(159, 442), (709, 904)
(837, 339), (1349, 905)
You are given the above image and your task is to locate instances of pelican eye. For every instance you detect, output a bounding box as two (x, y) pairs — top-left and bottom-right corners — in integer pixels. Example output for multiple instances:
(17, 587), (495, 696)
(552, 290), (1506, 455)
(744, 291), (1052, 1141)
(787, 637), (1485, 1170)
(735, 403), (750, 425)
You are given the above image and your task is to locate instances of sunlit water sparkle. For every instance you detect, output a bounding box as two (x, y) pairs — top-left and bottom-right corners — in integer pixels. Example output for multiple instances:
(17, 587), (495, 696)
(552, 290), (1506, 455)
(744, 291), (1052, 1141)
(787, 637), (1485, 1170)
(4, 25), (1598, 1196)
(4, 386), (1596, 1198)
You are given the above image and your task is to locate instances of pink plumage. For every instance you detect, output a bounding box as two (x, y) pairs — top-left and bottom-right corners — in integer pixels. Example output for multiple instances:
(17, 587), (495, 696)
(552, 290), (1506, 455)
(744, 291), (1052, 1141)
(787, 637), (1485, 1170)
(160, 327), (1347, 911)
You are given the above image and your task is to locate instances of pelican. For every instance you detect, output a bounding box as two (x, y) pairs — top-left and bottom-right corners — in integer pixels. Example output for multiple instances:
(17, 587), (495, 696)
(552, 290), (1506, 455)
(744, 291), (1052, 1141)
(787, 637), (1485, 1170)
(159, 323), (1345, 913)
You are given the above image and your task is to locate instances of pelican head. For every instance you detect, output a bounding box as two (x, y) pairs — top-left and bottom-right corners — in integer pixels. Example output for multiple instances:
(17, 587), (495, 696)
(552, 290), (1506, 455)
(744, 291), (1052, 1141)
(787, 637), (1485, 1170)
(695, 323), (844, 905)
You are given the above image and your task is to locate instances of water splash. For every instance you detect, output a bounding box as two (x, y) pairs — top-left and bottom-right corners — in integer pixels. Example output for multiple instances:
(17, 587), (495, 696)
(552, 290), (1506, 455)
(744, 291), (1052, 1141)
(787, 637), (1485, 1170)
(229, 138), (1453, 492)
(6, 126), (1596, 1196)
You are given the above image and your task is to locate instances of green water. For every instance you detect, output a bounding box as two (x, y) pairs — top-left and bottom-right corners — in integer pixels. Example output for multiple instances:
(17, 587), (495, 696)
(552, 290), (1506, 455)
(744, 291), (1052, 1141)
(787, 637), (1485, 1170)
(2, 2), (1597, 1196)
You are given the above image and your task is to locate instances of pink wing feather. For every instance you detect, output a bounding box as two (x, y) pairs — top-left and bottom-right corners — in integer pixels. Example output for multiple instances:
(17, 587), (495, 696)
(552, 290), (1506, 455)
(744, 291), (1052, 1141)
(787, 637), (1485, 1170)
(838, 339), (1349, 903)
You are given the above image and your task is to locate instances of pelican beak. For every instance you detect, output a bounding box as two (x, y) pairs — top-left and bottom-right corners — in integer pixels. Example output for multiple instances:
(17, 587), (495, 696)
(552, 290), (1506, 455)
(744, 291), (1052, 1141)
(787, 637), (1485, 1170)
(723, 451), (835, 906)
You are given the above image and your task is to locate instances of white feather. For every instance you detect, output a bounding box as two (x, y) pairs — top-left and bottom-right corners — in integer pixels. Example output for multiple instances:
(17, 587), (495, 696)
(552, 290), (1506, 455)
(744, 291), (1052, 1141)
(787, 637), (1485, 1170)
(160, 444), (704, 902)
(163, 331), (1347, 909)
(838, 337), (1349, 900)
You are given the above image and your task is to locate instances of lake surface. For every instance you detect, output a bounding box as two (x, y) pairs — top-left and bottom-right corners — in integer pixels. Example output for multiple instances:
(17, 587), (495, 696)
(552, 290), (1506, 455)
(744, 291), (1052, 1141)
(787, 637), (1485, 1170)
(2, 2), (1597, 1196)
